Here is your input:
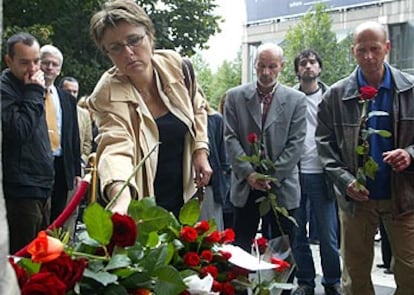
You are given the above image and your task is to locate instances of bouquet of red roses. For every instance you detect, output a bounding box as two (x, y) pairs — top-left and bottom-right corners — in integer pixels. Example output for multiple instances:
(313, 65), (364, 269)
(10, 144), (290, 295)
(10, 197), (268, 295)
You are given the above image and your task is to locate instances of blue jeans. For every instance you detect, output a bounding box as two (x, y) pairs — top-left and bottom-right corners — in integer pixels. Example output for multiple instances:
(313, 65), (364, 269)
(292, 173), (341, 288)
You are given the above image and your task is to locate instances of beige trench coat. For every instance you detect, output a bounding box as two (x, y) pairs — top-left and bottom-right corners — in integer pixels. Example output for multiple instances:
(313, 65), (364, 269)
(88, 50), (209, 202)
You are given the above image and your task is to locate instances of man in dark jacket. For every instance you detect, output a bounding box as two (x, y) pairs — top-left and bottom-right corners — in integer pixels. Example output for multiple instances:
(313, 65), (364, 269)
(1, 32), (54, 253)
(316, 21), (414, 294)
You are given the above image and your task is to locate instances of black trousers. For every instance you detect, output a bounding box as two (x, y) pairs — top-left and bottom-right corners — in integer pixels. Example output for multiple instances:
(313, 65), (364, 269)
(379, 218), (392, 267)
(6, 198), (50, 253)
(50, 156), (69, 223)
(233, 189), (297, 251)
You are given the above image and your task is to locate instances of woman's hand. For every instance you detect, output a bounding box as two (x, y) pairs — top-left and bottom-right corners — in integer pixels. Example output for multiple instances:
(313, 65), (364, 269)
(106, 182), (132, 215)
(193, 149), (212, 188)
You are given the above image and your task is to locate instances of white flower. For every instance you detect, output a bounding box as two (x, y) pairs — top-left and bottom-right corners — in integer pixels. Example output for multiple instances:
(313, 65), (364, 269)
(183, 274), (219, 295)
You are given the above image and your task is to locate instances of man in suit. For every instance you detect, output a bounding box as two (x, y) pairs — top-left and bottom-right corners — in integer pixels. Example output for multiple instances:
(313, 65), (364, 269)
(40, 45), (81, 223)
(2, 33), (54, 253)
(223, 43), (306, 254)
(60, 76), (92, 168)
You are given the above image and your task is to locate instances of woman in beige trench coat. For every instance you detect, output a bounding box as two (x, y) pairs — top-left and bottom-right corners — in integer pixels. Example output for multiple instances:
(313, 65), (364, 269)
(88, 0), (212, 215)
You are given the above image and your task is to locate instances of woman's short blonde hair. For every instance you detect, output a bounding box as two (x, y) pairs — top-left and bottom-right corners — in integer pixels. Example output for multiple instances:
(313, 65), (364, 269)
(90, 0), (155, 52)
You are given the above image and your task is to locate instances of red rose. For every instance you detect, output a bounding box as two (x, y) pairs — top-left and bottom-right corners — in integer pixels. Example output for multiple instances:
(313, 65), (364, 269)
(212, 280), (223, 292)
(247, 132), (258, 144)
(270, 257), (290, 272)
(200, 250), (213, 262)
(204, 230), (220, 244)
(111, 213), (137, 247)
(218, 250), (232, 261)
(220, 228), (235, 244)
(221, 281), (235, 295)
(21, 272), (66, 295)
(254, 237), (268, 254)
(194, 220), (210, 234)
(183, 252), (200, 267)
(41, 253), (87, 291)
(200, 265), (218, 279)
(359, 86), (378, 100)
(9, 258), (28, 287)
(180, 226), (198, 243)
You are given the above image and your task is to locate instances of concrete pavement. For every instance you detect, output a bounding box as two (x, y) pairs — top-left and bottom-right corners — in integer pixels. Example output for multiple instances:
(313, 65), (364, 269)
(308, 240), (396, 295)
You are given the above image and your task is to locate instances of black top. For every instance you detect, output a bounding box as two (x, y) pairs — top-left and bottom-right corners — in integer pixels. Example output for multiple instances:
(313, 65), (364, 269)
(154, 112), (188, 216)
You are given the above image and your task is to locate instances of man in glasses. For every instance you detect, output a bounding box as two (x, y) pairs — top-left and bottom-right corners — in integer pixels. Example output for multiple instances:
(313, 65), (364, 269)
(40, 45), (81, 225)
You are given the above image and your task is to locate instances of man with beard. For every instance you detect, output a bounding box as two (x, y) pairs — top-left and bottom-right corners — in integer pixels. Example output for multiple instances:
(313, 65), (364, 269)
(291, 49), (342, 295)
(223, 43), (306, 281)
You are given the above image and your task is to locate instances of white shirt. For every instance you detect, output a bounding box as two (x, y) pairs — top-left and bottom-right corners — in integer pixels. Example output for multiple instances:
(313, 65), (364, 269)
(300, 88), (323, 173)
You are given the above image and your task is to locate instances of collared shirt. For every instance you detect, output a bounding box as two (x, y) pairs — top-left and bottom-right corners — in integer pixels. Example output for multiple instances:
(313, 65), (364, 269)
(357, 64), (393, 199)
(49, 85), (63, 156)
(256, 82), (277, 123)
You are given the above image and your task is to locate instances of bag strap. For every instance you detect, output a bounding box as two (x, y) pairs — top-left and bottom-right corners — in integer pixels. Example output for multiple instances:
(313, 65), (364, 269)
(181, 57), (197, 101)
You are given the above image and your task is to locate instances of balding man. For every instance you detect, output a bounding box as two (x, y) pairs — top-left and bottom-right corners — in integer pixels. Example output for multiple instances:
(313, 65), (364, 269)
(316, 21), (414, 294)
(223, 43), (306, 257)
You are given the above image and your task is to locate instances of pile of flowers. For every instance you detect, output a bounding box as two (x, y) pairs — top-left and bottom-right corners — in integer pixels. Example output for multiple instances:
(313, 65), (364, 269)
(356, 86), (391, 188)
(10, 196), (290, 295)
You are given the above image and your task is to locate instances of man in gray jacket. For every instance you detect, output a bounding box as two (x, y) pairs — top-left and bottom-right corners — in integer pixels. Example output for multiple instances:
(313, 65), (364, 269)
(316, 21), (414, 294)
(224, 43), (306, 253)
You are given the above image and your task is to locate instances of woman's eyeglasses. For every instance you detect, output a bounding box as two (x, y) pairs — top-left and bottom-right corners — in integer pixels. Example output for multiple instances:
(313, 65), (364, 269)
(105, 34), (146, 56)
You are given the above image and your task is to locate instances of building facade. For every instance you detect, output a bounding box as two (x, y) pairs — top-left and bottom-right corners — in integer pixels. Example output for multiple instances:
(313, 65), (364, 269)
(242, 0), (414, 83)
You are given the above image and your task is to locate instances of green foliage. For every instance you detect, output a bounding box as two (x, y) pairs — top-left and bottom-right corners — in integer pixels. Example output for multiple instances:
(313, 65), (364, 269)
(192, 52), (242, 110)
(74, 199), (190, 294)
(178, 198), (201, 225)
(281, 3), (356, 86)
(211, 56), (242, 108)
(3, 0), (221, 95)
(83, 202), (113, 246)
